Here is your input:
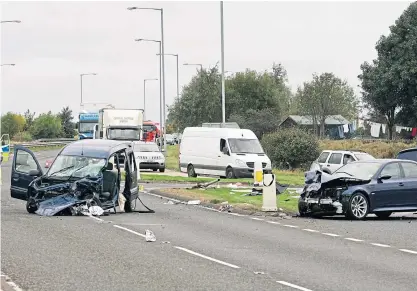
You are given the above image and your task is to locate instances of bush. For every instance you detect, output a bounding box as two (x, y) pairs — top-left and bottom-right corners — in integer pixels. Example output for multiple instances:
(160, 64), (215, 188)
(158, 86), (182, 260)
(13, 131), (33, 142)
(261, 128), (320, 170)
(319, 139), (417, 158)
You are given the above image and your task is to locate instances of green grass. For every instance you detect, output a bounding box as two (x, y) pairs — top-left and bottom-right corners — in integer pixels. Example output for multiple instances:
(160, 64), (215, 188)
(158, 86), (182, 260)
(150, 145), (305, 186)
(162, 187), (299, 213)
(140, 172), (304, 186)
(28, 145), (64, 152)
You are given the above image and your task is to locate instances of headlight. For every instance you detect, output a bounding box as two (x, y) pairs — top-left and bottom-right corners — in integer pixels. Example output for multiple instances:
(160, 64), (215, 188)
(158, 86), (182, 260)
(235, 159), (246, 166)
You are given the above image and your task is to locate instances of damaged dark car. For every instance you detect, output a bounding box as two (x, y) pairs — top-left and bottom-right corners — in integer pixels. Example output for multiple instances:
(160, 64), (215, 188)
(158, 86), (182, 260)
(10, 140), (140, 216)
(299, 159), (417, 220)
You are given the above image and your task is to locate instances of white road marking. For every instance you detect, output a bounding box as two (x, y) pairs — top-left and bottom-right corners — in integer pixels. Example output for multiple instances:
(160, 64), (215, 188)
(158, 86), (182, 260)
(322, 233), (340, 237)
(229, 213), (246, 217)
(399, 249), (417, 254)
(89, 216), (104, 222)
(277, 280), (313, 291)
(283, 224), (299, 228)
(302, 229), (319, 233)
(266, 221), (281, 225)
(1, 273), (24, 291)
(371, 243), (391, 248)
(344, 238), (364, 242)
(113, 225), (146, 238)
(174, 246), (240, 269)
(251, 217), (264, 221)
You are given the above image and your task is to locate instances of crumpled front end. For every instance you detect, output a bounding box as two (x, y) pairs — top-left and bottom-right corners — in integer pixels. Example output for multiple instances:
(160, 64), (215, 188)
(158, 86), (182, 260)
(299, 170), (368, 217)
(27, 176), (103, 216)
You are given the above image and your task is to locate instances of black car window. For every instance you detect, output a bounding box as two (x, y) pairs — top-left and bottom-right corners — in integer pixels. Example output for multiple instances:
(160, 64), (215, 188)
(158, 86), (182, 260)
(15, 150), (37, 174)
(317, 152), (330, 163)
(380, 163), (402, 179)
(397, 149), (417, 162)
(401, 162), (417, 178)
(328, 153), (342, 164)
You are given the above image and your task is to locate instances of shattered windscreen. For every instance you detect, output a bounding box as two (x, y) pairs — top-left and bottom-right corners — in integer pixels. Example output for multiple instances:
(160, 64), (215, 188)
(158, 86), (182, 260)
(333, 162), (382, 180)
(228, 138), (264, 154)
(47, 155), (106, 178)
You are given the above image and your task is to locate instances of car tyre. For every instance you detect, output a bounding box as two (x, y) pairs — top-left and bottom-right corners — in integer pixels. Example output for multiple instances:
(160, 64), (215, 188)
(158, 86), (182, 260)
(159, 168), (165, 173)
(298, 200), (308, 217)
(26, 199), (38, 214)
(346, 192), (369, 220)
(187, 164), (197, 178)
(226, 167), (236, 179)
(375, 211), (392, 219)
(124, 199), (135, 213)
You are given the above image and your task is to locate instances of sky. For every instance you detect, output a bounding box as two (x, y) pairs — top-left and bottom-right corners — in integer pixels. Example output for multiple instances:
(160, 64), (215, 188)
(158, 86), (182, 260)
(0, 0), (413, 122)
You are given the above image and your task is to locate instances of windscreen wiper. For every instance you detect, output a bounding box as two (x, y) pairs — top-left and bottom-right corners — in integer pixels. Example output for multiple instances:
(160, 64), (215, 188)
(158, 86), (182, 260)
(48, 165), (75, 177)
(66, 164), (90, 181)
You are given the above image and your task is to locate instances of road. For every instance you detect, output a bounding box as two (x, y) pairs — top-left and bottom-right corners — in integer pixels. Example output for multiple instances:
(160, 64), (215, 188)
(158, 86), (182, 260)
(1, 150), (417, 291)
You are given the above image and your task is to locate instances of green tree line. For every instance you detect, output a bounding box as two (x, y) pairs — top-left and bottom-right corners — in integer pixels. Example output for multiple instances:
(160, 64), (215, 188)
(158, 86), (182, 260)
(1, 106), (76, 141)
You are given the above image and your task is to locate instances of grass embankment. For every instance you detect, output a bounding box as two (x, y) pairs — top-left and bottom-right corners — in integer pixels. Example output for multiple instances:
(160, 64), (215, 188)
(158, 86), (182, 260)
(159, 187), (299, 214)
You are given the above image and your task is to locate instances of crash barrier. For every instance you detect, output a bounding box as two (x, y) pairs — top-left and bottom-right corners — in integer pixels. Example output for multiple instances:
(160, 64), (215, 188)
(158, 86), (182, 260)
(262, 173), (277, 212)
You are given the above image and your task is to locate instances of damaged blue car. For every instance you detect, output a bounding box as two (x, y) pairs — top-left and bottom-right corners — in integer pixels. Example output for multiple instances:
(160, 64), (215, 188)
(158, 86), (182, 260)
(10, 140), (140, 216)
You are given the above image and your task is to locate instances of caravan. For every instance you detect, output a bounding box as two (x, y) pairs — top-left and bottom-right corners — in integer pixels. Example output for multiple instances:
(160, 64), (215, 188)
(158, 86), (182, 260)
(179, 127), (272, 179)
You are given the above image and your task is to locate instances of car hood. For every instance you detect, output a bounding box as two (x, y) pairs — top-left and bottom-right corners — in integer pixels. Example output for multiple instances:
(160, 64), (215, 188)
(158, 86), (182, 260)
(304, 169), (370, 191)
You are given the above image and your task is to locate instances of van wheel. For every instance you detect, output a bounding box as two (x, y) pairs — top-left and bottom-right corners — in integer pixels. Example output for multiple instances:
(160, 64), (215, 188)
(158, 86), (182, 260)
(187, 164), (197, 177)
(226, 167), (236, 179)
(26, 199), (38, 214)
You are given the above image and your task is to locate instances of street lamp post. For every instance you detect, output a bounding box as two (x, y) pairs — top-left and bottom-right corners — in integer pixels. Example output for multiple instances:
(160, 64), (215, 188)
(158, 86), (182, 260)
(157, 53), (179, 100)
(143, 78), (158, 120)
(135, 38), (164, 151)
(80, 73), (97, 107)
(220, 1), (226, 123)
(183, 63), (203, 71)
(128, 6), (167, 155)
(0, 64), (15, 67)
(0, 20), (21, 24)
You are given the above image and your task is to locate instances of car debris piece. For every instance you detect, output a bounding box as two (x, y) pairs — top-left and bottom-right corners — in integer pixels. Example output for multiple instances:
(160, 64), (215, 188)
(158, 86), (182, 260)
(187, 200), (201, 205)
(165, 200), (176, 205)
(190, 178), (220, 189)
(162, 241), (170, 244)
(118, 193), (127, 212)
(145, 229), (156, 242)
(254, 271), (265, 275)
(89, 206), (104, 216)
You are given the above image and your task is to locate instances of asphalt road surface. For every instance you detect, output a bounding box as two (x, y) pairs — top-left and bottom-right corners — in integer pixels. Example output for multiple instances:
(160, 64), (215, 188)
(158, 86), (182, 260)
(1, 150), (417, 291)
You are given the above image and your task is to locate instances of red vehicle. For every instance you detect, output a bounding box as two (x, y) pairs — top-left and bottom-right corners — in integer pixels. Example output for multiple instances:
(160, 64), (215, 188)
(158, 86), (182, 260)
(142, 121), (160, 142)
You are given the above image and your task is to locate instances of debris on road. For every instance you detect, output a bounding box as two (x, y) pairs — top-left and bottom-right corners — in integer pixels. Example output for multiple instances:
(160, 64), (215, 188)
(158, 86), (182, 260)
(118, 193), (127, 212)
(187, 200), (201, 205)
(162, 241), (170, 244)
(145, 230), (156, 242)
(190, 178), (220, 189)
(89, 206), (104, 216)
(254, 271), (265, 275)
(165, 200), (176, 205)
(219, 201), (232, 212)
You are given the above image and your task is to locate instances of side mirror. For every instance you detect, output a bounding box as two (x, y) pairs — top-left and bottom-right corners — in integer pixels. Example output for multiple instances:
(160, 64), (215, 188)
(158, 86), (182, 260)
(28, 169), (40, 176)
(378, 175), (391, 181)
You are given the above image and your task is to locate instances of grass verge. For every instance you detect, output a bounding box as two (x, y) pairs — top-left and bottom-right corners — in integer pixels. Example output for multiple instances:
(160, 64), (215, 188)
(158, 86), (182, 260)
(155, 187), (299, 214)
(140, 171), (304, 186)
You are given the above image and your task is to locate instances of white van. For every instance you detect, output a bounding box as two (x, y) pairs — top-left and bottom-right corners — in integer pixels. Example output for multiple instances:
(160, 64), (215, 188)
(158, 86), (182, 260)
(179, 127), (272, 179)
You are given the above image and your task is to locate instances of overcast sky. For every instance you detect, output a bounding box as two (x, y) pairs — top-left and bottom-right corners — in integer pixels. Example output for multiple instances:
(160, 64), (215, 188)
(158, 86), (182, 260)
(0, 1), (413, 122)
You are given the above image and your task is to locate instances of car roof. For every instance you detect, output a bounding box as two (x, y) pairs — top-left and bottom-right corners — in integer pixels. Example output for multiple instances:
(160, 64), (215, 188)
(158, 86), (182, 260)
(350, 158), (414, 164)
(398, 147), (417, 154)
(60, 139), (132, 159)
(322, 150), (368, 154)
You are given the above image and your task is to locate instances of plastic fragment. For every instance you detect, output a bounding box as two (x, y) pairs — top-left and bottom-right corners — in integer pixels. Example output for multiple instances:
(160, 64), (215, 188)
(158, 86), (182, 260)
(145, 229), (156, 242)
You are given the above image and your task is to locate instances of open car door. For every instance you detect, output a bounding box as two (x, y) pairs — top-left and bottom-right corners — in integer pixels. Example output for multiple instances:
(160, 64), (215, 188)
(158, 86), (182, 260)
(126, 149), (139, 199)
(11, 146), (43, 201)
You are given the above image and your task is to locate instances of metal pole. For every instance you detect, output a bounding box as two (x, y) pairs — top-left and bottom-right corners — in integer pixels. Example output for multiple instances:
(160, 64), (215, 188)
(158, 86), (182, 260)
(220, 1), (226, 124)
(176, 55), (180, 99)
(158, 42), (163, 151)
(80, 75), (83, 106)
(143, 79), (146, 120)
(161, 9), (167, 155)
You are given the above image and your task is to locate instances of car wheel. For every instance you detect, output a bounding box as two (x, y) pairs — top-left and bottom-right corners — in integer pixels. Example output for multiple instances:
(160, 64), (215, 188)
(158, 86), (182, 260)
(159, 168), (165, 173)
(187, 164), (197, 178)
(124, 199), (135, 213)
(226, 167), (236, 179)
(298, 200), (308, 217)
(26, 199), (38, 214)
(375, 211), (392, 219)
(346, 192), (369, 220)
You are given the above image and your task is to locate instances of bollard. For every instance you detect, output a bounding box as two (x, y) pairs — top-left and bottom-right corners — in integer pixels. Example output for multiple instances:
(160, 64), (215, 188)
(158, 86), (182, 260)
(262, 173), (277, 212)
(253, 160), (263, 187)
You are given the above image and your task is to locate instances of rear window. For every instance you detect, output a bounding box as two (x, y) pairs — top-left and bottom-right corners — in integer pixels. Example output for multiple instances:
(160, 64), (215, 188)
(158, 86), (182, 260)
(397, 149), (417, 162)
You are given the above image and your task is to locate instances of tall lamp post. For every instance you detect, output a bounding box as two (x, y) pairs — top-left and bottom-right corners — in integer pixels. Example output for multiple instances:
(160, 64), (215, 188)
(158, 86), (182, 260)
(220, 1), (226, 123)
(128, 6), (167, 154)
(80, 73), (97, 107)
(143, 78), (158, 120)
(0, 64), (15, 67)
(157, 53), (179, 100)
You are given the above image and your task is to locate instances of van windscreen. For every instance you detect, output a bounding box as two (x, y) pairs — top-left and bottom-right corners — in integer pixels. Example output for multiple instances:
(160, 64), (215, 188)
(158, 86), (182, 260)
(228, 138), (264, 154)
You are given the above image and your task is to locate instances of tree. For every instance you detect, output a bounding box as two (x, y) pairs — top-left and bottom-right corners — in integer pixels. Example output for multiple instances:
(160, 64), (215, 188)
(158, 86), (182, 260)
(30, 112), (63, 139)
(359, 2), (417, 139)
(1, 112), (26, 139)
(295, 73), (358, 138)
(23, 109), (36, 131)
(57, 106), (75, 138)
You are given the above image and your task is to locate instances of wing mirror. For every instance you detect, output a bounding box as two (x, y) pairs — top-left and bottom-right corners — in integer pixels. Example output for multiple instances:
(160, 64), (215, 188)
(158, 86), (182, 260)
(28, 169), (40, 176)
(378, 175), (391, 181)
